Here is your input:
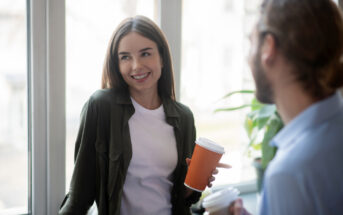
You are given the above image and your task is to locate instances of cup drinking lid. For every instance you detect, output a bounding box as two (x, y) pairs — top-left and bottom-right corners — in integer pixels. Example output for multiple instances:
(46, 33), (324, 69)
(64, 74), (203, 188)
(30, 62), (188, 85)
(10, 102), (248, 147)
(202, 187), (240, 212)
(196, 137), (225, 154)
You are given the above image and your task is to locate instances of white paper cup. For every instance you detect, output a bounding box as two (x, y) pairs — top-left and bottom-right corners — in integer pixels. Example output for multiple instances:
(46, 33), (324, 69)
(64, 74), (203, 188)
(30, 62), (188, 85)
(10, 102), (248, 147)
(202, 187), (240, 215)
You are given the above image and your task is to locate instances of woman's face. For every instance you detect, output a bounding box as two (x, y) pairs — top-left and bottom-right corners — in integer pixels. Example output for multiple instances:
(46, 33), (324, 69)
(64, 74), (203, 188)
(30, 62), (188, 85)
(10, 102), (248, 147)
(117, 32), (162, 97)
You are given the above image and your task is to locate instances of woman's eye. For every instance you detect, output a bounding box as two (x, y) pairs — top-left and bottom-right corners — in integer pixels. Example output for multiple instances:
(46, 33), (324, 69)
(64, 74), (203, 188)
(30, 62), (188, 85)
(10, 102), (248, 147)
(120, 55), (129, 61)
(142, 52), (151, 57)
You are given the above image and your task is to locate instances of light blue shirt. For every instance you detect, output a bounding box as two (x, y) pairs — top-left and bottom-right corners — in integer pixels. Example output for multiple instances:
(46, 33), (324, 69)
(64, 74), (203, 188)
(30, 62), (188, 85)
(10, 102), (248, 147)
(260, 92), (343, 215)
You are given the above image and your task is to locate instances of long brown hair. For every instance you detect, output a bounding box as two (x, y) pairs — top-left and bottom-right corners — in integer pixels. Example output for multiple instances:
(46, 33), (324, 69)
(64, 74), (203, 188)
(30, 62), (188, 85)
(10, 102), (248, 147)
(101, 15), (175, 100)
(258, 0), (343, 99)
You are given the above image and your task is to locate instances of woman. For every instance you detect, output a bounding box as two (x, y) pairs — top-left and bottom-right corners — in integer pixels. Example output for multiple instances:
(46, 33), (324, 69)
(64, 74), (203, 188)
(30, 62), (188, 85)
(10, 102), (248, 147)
(59, 15), (210, 215)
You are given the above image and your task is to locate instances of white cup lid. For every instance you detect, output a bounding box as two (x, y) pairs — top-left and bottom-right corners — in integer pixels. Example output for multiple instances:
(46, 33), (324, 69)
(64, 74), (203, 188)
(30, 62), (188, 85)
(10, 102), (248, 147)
(202, 187), (240, 212)
(196, 137), (225, 154)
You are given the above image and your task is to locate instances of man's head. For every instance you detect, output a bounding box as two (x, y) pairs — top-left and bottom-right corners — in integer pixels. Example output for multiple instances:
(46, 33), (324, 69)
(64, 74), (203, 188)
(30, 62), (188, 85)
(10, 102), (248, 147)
(250, 0), (343, 103)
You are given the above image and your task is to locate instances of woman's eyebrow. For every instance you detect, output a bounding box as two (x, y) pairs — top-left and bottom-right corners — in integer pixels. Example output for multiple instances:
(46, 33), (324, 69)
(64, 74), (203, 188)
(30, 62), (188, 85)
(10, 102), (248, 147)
(118, 47), (153, 55)
(139, 47), (153, 52)
(118, 51), (130, 55)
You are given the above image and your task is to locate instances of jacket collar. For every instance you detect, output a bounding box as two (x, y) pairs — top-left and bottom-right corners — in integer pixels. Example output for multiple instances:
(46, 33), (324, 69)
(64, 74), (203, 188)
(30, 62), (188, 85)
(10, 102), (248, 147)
(162, 97), (180, 118)
(114, 89), (132, 105)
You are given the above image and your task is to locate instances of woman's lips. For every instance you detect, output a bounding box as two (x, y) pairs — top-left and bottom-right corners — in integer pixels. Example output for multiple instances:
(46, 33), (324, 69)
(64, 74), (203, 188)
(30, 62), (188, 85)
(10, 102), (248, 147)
(132, 72), (150, 81)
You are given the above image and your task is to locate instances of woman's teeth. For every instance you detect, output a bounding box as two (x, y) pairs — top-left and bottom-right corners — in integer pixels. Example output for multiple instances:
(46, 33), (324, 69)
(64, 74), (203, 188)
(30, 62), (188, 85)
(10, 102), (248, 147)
(132, 73), (148, 80)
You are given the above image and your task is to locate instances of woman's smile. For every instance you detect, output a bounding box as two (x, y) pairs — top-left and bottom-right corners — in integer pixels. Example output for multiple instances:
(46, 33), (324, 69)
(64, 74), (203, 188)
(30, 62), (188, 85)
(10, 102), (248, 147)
(132, 72), (150, 81)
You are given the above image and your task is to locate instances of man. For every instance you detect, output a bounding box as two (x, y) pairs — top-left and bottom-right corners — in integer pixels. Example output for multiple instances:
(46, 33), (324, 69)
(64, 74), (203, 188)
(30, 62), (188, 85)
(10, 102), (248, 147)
(230, 0), (343, 214)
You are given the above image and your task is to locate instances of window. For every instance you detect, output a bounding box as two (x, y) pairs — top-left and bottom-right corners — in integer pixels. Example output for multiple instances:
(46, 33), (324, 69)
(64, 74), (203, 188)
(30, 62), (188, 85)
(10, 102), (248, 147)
(0, 0), (28, 213)
(181, 0), (262, 187)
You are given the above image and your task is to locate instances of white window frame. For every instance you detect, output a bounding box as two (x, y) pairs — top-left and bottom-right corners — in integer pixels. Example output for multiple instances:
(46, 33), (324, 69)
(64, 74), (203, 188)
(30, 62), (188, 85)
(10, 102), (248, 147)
(29, 0), (65, 214)
(159, 0), (182, 100)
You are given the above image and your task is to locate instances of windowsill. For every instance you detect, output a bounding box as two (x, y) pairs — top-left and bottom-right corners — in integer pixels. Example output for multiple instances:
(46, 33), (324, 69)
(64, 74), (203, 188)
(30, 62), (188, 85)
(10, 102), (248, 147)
(212, 179), (257, 194)
(240, 191), (259, 215)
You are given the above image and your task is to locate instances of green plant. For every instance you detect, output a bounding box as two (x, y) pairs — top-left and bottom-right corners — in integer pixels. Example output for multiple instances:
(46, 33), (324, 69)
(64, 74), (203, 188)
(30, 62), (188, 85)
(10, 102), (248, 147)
(215, 90), (283, 169)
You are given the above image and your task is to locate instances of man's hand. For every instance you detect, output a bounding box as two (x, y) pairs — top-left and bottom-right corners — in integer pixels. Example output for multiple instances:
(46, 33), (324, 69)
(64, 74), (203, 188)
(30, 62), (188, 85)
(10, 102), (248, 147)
(228, 198), (252, 215)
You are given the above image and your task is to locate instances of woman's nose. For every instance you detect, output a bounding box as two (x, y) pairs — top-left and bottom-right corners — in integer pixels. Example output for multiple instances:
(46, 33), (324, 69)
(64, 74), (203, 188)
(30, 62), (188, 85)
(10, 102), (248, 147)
(132, 58), (143, 71)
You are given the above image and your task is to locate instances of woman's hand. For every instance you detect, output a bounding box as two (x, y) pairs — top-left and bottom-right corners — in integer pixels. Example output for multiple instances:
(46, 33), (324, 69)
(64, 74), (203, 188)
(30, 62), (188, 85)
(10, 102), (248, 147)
(185, 158), (231, 189)
(207, 161), (231, 187)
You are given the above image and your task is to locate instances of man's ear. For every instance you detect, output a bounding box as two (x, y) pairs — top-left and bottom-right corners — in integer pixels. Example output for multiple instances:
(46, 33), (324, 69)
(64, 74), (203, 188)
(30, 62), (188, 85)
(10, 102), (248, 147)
(261, 34), (277, 67)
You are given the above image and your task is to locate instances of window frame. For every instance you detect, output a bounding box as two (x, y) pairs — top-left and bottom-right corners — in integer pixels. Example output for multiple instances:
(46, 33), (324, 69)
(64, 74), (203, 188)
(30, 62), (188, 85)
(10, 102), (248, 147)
(29, 0), (66, 214)
(159, 0), (182, 100)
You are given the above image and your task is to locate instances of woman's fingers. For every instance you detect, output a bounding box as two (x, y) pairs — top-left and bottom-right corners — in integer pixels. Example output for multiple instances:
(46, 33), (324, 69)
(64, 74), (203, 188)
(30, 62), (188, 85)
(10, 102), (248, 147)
(217, 162), (232, 168)
(185, 158), (191, 166)
(207, 176), (215, 187)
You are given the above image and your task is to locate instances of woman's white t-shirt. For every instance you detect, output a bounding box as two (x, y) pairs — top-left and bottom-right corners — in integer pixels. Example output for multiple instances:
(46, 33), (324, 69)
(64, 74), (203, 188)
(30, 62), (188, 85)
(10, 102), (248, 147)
(120, 98), (178, 215)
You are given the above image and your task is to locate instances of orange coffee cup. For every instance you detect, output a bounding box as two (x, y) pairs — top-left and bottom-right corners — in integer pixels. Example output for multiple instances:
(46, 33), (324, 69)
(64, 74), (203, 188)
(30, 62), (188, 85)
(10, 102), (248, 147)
(184, 137), (225, 192)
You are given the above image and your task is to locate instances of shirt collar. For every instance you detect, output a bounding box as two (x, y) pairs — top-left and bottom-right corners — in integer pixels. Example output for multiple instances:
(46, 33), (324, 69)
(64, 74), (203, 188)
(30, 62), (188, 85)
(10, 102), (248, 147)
(113, 89), (180, 118)
(271, 91), (343, 149)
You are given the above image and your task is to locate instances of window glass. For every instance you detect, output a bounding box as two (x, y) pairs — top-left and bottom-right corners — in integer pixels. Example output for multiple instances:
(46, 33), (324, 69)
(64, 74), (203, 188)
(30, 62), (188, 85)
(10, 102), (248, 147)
(181, 0), (261, 186)
(66, 0), (158, 189)
(0, 0), (28, 212)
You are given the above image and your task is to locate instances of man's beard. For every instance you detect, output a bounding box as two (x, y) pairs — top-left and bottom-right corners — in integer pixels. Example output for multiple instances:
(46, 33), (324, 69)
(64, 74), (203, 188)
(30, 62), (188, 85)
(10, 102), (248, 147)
(252, 49), (274, 104)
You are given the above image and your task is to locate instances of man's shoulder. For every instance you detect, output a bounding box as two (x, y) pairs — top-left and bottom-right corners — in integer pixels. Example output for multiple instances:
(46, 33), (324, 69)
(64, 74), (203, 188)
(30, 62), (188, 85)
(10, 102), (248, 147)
(265, 118), (343, 186)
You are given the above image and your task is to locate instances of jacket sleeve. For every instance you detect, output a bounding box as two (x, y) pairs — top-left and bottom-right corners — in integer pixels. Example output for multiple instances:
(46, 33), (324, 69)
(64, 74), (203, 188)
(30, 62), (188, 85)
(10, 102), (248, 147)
(185, 191), (202, 206)
(59, 99), (98, 215)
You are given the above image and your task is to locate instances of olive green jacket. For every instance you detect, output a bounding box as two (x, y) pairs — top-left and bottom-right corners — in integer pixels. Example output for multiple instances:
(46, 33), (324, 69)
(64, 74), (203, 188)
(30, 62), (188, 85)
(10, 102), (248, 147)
(59, 89), (201, 215)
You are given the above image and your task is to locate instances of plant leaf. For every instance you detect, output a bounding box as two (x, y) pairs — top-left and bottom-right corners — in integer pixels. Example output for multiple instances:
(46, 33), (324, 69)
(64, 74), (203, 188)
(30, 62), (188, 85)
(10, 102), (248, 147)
(250, 98), (264, 111)
(214, 104), (256, 112)
(255, 105), (277, 119)
(261, 113), (284, 169)
(244, 117), (254, 138)
(222, 90), (254, 99)
(215, 90), (256, 113)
